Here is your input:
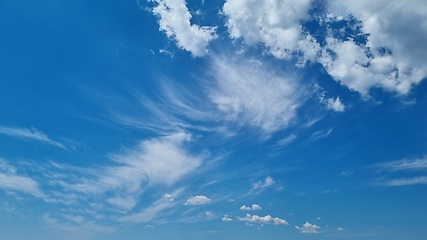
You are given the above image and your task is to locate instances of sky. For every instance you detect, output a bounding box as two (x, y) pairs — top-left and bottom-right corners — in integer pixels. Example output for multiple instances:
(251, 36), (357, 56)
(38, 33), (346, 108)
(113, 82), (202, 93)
(0, 0), (427, 239)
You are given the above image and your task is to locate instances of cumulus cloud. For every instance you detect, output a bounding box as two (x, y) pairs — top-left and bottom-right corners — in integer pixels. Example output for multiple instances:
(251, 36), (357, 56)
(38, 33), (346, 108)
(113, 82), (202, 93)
(151, 0), (217, 56)
(295, 222), (320, 233)
(209, 56), (304, 132)
(185, 195), (211, 205)
(238, 214), (288, 225)
(222, 0), (318, 62)
(240, 204), (262, 211)
(322, 0), (427, 96)
(0, 126), (66, 150)
(222, 215), (233, 222)
(326, 97), (345, 112)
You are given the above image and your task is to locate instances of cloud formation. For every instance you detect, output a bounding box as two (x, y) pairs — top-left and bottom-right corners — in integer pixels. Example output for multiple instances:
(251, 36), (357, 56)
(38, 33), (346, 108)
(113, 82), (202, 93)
(185, 195), (211, 205)
(238, 214), (288, 225)
(223, 0), (317, 61)
(209, 57), (303, 132)
(295, 221), (320, 233)
(322, 0), (427, 96)
(151, 0), (217, 56)
(240, 204), (262, 211)
(0, 126), (66, 149)
(0, 159), (45, 198)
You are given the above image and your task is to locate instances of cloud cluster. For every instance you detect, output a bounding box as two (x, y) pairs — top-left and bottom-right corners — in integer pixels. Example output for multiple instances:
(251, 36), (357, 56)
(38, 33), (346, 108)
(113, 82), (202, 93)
(223, 0), (318, 61)
(240, 204), (262, 211)
(185, 195), (211, 205)
(295, 221), (320, 233)
(323, 0), (427, 95)
(238, 214), (288, 225)
(151, 0), (217, 56)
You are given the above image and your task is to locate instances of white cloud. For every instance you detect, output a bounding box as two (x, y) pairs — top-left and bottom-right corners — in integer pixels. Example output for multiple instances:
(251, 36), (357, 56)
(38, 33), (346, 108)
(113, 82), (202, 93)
(222, 215), (233, 222)
(209, 56), (304, 132)
(252, 176), (275, 192)
(295, 221), (320, 234)
(322, 1), (427, 96)
(0, 126), (66, 150)
(377, 157), (427, 171)
(119, 188), (184, 223)
(222, 0), (318, 62)
(310, 128), (332, 141)
(240, 204), (262, 211)
(0, 159), (45, 198)
(238, 214), (288, 225)
(383, 176), (427, 187)
(326, 97), (345, 112)
(152, 0), (217, 56)
(185, 195), (211, 205)
(277, 134), (297, 145)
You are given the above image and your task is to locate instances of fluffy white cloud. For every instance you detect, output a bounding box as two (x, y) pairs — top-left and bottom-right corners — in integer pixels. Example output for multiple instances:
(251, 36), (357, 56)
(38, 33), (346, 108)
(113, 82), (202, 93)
(151, 0), (217, 56)
(0, 159), (45, 198)
(0, 126), (66, 150)
(326, 97), (345, 112)
(185, 195), (211, 205)
(295, 222), (320, 233)
(222, 215), (233, 222)
(240, 204), (262, 211)
(222, 0), (318, 61)
(238, 214), (288, 225)
(322, 0), (427, 96)
(209, 56), (303, 132)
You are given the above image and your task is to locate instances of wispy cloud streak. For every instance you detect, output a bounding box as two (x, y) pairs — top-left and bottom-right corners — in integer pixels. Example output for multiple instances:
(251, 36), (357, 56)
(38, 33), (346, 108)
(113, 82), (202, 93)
(0, 126), (66, 150)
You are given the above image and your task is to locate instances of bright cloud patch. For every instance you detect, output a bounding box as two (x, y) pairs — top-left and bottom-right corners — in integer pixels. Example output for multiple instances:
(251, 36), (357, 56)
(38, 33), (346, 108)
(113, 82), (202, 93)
(295, 221), (320, 233)
(152, 0), (217, 56)
(185, 195), (211, 205)
(240, 204), (262, 211)
(0, 159), (45, 198)
(222, 215), (233, 222)
(223, 0), (318, 61)
(322, 0), (427, 96)
(238, 214), (288, 225)
(209, 57), (303, 132)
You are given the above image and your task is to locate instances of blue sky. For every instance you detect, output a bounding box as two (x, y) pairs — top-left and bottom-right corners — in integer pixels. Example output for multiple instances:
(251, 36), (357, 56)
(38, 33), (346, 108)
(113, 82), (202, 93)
(1, 0), (427, 239)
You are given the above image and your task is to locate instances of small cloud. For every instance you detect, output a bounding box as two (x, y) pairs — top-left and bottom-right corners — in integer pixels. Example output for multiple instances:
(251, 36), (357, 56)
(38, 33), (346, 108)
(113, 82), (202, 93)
(240, 204), (262, 211)
(185, 195), (211, 205)
(340, 171), (354, 176)
(205, 211), (215, 218)
(338, 227), (344, 231)
(238, 214), (288, 225)
(0, 125), (66, 150)
(277, 134), (297, 145)
(310, 128), (333, 141)
(295, 222), (320, 234)
(326, 97), (345, 112)
(222, 215), (233, 222)
(252, 176), (275, 190)
(164, 194), (174, 201)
